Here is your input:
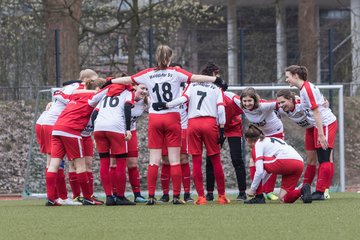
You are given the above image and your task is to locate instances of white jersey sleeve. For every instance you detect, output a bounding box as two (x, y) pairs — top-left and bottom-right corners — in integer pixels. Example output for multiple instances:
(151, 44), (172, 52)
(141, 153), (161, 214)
(300, 81), (336, 126)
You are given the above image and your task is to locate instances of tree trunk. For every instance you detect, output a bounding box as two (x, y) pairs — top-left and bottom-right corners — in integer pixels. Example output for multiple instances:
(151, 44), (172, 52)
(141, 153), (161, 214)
(298, 0), (318, 82)
(227, 0), (238, 85)
(127, 0), (140, 75)
(43, 0), (81, 86)
(351, 0), (360, 96)
(276, 0), (287, 83)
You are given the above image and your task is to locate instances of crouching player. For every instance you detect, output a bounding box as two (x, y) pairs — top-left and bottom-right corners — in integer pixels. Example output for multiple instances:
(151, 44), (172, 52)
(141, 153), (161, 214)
(244, 125), (312, 204)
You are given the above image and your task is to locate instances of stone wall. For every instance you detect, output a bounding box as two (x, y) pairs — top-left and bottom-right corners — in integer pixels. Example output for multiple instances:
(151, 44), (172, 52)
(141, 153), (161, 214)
(1, 98), (358, 195)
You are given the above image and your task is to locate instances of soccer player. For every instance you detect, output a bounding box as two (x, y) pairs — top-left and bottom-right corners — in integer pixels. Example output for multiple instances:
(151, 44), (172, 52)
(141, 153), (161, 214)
(103, 45), (223, 205)
(244, 125), (312, 204)
(201, 62), (247, 202)
(234, 87), (284, 201)
(93, 81), (135, 206)
(153, 80), (230, 205)
(42, 74), (95, 206)
(158, 63), (193, 203)
(285, 65), (338, 200)
(45, 77), (106, 206)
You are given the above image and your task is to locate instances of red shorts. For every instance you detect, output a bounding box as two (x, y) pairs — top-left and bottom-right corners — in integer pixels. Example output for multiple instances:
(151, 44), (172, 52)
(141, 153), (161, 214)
(187, 117), (220, 156)
(267, 132), (285, 140)
(127, 130), (138, 158)
(304, 127), (316, 151)
(162, 129), (188, 156)
(42, 125), (53, 154)
(35, 124), (47, 154)
(264, 159), (303, 192)
(82, 136), (94, 157)
(51, 135), (84, 160)
(148, 112), (181, 149)
(94, 131), (127, 155)
(314, 120), (337, 149)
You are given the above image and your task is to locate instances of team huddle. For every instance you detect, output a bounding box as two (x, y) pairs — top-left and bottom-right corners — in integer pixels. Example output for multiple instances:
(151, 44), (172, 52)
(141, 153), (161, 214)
(35, 45), (338, 206)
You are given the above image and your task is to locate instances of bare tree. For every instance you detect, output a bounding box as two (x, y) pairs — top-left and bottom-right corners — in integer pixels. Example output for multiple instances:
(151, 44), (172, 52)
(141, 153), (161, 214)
(43, 0), (82, 85)
(298, 0), (318, 82)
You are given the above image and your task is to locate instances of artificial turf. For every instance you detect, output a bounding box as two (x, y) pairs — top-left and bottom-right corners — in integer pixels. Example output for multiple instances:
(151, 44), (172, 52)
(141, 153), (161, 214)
(0, 192), (359, 240)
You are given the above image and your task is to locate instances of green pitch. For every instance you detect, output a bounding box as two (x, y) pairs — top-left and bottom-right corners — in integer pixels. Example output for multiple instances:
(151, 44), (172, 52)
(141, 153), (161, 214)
(0, 193), (359, 240)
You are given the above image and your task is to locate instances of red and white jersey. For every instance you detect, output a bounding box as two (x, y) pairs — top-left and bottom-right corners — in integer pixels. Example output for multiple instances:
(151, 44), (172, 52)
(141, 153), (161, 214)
(130, 98), (148, 131)
(131, 67), (192, 114)
(234, 98), (283, 136)
(36, 110), (48, 125)
(182, 82), (225, 120)
(300, 81), (337, 126)
(250, 137), (303, 191)
(42, 83), (83, 126)
(252, 137), (303, 163)
(52, 89), (108, 136)
(278, 100), (315, 129)
(223, 91), (243, 137)
(94, 90), (134, 134)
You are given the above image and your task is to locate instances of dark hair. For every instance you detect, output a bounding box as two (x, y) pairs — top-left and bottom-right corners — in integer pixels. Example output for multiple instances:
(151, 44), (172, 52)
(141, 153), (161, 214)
(169, 62), (183, 68)
(62, 80), (82, 86)
(244, 125), (265, 142)
(201, 62), (220, 76)
(276, 89), (296, 102)
(240, 87), (260, 109)
(285, 65), (308, 80)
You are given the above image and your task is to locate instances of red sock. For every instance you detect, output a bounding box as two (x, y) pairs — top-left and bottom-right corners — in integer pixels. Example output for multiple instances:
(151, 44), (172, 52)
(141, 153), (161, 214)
(57, 168), (68, 199)
(110, 166), (117, 195)
(128, 167), (141, 193)
(250, 166), (255, 180)
(100, 158), (112, 196)
(316, 162), (332, 192)
(303, 164), (316, 185)
(181, 162), (191, 193)
(263, 174), (277, 193)
(170, 164), (182, 196)
(46, 171), (58, 201)
(283, 189), (301, 203)
(115, 158), (127, 197)
(87, 172), (94, 196)
(327, 162), (334, 189)
(160, 163), (170, 195)
(192, 155), (204, 197)
(68, 172), (80, 199)
(210, 154), (225, 195)
(77, 172), (91, 199)
(147, 164), (159, 197)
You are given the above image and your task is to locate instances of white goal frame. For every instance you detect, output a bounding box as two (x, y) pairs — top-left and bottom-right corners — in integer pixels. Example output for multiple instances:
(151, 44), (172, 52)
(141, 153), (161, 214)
(228, 84), (345, 192)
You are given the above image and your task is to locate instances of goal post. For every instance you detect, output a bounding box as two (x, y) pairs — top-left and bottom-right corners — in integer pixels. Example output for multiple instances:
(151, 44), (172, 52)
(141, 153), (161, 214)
(227, 84), (345, 192)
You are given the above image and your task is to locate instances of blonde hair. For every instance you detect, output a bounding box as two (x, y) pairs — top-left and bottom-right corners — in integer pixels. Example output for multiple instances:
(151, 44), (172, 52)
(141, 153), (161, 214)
(155, 45), (173, 70)
(85, 78), (106, 90)
(79, 69), (98, 81)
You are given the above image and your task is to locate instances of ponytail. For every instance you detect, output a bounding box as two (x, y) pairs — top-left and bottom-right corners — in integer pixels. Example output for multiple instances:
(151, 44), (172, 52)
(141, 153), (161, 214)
(244, 125), (265, 142)
(155, 45), (173, 70)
